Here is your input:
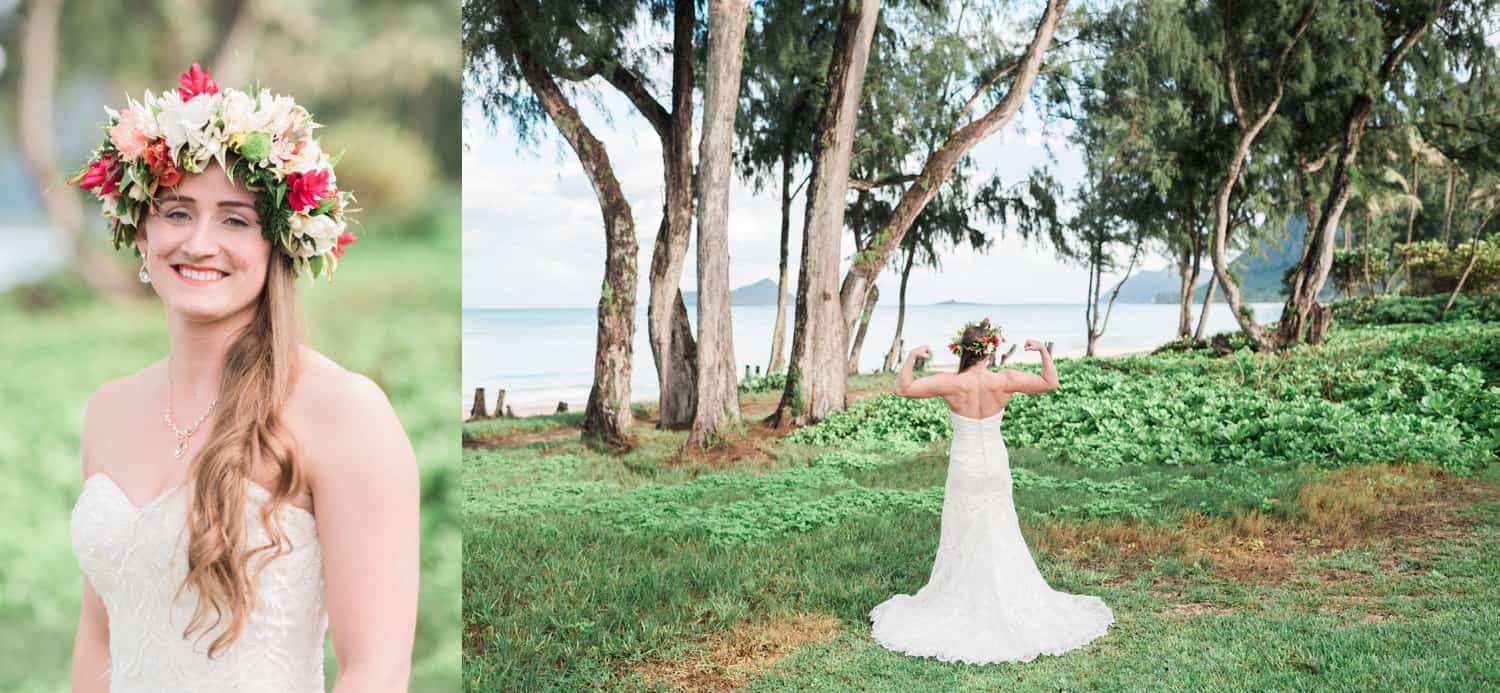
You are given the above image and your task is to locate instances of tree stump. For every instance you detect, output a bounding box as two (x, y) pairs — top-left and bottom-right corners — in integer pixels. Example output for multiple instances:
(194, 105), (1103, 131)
(745, 364), (753, 380)
(999, 344), (1018, 364)
(468, 387), (488, 421)
(1306, 303), (1333, 345)
(495, 389), (507, 419)
(556, 401), (569, 414)
(505, 405), (515, 418)
(1044, 340), (1054, 354)
(1210, 333), (1235, 354)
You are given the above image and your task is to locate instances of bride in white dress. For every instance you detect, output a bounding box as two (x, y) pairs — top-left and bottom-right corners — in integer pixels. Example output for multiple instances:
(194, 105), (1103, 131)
(68, 65), (419, 692)
(870, 319), (1113, 664)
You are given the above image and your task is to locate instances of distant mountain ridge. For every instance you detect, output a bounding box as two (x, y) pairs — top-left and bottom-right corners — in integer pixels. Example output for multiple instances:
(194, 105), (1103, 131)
(1112, 217), (1335, 304)
(683, 278), (790, 306)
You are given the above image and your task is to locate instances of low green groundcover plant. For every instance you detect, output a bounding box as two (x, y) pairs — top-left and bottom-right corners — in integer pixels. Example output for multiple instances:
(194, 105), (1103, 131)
(791, 322), (1500, 475)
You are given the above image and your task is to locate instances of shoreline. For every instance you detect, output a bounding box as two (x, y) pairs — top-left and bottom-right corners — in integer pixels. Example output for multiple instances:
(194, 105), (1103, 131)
(464, 344), (1149, 419)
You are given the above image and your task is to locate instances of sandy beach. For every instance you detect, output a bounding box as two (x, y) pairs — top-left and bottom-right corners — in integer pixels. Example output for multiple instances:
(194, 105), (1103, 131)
(463, 343), (1148, 419)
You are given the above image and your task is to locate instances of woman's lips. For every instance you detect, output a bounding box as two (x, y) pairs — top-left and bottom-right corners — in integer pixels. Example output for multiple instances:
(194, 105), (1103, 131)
(173, 264), (230, 285)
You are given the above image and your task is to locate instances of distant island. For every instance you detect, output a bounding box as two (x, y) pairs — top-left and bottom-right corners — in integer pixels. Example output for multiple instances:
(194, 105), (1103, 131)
(683, 278), (790, 306)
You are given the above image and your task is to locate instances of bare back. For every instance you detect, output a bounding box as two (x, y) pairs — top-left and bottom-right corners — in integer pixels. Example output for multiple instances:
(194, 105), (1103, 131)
(939, 366), (1013, 420)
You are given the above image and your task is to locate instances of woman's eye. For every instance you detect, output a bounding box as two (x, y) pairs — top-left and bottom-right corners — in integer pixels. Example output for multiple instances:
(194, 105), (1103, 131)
(224, 217), (251, 228)
(165, 209), (191, 222)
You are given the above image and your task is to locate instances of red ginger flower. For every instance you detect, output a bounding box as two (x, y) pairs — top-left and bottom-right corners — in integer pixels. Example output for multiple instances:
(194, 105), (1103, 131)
(177, 64), (219, 100)
(286, 169), (336, 213)
(332, 231), (357, 257)
(73, 153), (122, 195)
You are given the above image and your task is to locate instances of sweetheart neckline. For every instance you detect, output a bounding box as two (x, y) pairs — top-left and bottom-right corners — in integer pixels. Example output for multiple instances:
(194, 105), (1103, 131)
(81, 473), (316, 523)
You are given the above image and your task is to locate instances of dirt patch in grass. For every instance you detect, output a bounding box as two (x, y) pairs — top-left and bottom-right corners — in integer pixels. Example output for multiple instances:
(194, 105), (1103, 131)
(464, 426), (578, 448)
(1032, 463), (1496, 586)
(1156, 602), (1241, 618)
(669, 419), (785, 468)
(631, 613), (841, 692)
(464, 621), (494, 659)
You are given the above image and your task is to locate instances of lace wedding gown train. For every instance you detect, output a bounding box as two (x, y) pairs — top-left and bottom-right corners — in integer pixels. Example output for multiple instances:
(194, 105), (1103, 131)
(870, 409), (1114, 664)
(71, 474), (327, 692)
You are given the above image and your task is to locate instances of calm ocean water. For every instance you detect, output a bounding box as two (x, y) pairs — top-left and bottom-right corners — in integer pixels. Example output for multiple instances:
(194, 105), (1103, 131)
(463, 301), (1285, 409)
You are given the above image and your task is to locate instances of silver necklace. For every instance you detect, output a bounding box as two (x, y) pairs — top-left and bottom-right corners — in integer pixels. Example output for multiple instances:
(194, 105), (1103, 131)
(165, 376), (218, 460)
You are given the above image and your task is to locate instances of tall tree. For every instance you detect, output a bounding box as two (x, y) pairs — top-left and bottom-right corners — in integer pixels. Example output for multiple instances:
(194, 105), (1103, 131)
(465, 0), (638, 447)
(836, 0), (1068, 344)
(736, 0), (832, 377)
(639, 0), (701, 428)
(689, 0), (750, 448)
(1206, 0), (1318, 351)
(771, 0), (881, 427)
(467, 0), (701, 427)
(1275, 0), (1454, 347)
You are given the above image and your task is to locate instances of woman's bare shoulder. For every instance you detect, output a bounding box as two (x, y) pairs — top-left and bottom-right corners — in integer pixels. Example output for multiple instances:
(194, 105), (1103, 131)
(81, 361), (163, 474)
(284, 346), (410, 480)
(286, 347), (394, 422)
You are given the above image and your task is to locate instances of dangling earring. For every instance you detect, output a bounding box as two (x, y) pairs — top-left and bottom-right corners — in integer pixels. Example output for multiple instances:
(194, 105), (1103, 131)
(139, 260), (151, 284)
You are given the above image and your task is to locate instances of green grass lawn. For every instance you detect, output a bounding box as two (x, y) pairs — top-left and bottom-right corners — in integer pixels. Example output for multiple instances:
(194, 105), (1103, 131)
(462, 319), (1500, 691)
(0, 197), (461, 692)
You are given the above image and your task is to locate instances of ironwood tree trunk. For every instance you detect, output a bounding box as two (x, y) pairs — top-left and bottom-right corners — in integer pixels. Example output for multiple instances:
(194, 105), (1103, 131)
(17, 0), (139, 299)
(687, 0), (749, 448)
(767, 148), (794, 375)
(837, 0), (1068, 340)
(644, 0), (699, 428)
(1194, 273), (1218, 341)
(1443, 170), (1457, 246)
(882, 244), (917, 372)
(1177, 220), (1201, 338)
(1278, 91), (1374, 346)
(1208, 2), (1316, 351)
(772, 0), (881, 427)
(1440, 207), (1499, 319)
(505, 6), (636, 447)
(847, 284), (880, 375)
(1277, 2), (1445, 347)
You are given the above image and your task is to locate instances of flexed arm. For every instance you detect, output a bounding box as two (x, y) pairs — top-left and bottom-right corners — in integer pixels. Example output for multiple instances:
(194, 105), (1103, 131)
(895, 345), (953, 399)
(1001, 340), (1059, 394)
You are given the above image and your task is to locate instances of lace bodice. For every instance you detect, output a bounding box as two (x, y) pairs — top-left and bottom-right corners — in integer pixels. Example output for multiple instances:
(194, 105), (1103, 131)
(71, 474), (327, 692)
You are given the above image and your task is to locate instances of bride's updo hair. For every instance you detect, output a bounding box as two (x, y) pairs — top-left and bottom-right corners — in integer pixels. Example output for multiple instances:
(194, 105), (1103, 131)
(177, 251), (306, 658)
(958, 325), (994, 372)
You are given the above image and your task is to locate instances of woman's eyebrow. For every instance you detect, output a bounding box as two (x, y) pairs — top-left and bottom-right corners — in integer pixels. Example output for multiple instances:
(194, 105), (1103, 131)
(219, 201), (257, 211)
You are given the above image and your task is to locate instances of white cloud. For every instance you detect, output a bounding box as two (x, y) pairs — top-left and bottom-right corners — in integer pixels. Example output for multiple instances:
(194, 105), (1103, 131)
(462, 40), (1174, 309)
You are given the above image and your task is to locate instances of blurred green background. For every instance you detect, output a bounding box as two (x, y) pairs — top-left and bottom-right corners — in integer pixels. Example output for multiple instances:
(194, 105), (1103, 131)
(0, 1), (461, 691)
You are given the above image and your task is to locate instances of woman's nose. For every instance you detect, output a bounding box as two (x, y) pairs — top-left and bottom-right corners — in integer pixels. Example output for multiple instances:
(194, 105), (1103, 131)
(179, 221), (219, 257)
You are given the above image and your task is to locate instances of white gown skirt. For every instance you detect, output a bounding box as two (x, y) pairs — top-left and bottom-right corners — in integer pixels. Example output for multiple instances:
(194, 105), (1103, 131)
(870, 411), (1113, 664)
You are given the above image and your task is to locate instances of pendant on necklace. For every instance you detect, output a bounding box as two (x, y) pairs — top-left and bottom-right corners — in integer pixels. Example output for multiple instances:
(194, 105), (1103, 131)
(174, 437), (188, 459)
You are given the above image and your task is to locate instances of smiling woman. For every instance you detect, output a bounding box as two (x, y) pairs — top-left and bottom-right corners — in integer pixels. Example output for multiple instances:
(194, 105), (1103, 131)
(65, 65), (418, 693)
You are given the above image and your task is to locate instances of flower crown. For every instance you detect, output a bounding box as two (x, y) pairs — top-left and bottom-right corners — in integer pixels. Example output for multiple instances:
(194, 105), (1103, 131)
(948, 317), (1002, 358)
(70, 64), (357, 279)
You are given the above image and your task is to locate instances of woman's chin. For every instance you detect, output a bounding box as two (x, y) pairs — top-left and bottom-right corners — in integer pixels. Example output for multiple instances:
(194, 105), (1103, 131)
(160, 294), (255, 324)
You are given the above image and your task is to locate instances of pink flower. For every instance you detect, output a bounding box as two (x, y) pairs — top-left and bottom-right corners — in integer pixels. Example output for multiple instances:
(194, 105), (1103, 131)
(286, 169), (335, 212)
(109, 106), (154, 161)
(332, 231), (357, 257)
(143, 141), (182, 188)
(72, 153), (122, 195)
(177, 63), (219, 100)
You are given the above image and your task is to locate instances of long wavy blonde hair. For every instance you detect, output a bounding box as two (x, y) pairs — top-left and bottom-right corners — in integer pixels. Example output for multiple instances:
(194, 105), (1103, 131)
(176, 253), (307, 657)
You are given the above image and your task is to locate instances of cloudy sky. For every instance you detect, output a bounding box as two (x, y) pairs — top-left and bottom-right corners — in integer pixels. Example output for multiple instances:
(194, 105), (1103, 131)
(462, 38), (1173, 310)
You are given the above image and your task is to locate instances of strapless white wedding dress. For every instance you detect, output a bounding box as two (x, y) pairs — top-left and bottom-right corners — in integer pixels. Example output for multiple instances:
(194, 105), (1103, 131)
(870, 409), (1114, 664)
(71, 474), (327, 692)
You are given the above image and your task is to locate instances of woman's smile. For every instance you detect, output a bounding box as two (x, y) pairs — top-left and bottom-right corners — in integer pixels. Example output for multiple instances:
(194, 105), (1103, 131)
(172, 264), (231, 285)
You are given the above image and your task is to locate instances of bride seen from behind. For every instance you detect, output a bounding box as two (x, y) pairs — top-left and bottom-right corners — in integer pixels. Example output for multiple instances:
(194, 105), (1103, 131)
(68, 65), (418, 692)
(870, 318), (1114, 664)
